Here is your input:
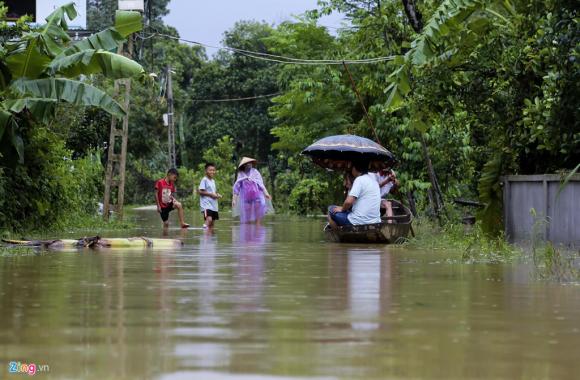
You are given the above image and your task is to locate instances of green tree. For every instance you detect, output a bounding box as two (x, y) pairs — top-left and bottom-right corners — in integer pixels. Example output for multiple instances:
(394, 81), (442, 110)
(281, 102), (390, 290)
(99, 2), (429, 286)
(266, 0), (578, 226)
(185, 21), (280, 167)
(0, 2), (144, 230)
(0, 3), (144, 164)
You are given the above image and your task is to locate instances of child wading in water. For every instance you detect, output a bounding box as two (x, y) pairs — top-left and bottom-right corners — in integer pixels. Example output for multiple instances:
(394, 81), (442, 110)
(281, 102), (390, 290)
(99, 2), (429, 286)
(155, 168), (190, 229)
(198, 163), (222, 228)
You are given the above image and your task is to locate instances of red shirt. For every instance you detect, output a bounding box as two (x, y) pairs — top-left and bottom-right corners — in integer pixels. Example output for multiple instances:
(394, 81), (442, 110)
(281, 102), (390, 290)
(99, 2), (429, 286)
(155, 178), (176, 208)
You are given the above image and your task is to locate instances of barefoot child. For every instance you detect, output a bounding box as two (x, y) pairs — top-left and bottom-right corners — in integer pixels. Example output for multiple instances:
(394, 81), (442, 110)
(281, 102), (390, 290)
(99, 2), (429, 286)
(155, 168), (190, 229)
(198, 163), (221, 228)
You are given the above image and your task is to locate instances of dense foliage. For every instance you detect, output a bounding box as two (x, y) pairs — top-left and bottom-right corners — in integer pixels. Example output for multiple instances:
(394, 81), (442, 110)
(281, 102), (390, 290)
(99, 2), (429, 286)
(0, 2), (143, 231)
(1, 0), (578, 232)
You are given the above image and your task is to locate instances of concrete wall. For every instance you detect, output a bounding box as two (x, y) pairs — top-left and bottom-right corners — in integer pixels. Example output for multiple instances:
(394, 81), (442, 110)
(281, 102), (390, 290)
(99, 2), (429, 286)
(502, 174), (580, 247)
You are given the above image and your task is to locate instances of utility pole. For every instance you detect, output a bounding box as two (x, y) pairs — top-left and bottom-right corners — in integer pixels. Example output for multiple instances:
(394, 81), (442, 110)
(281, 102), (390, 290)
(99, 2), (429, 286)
(166, 64), (177, 168)
(178, 114), (187, 167)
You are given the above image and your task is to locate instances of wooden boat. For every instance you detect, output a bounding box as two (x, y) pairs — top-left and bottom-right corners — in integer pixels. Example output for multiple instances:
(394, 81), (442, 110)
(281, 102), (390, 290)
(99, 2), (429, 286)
(324, 200), (413, 244)
(1, 236), (183, 250)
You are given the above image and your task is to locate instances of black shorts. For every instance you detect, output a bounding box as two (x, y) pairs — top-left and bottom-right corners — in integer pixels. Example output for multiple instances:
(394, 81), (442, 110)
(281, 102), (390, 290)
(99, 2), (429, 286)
(202, 209), (219, 221)
(160, 204), (174, 222)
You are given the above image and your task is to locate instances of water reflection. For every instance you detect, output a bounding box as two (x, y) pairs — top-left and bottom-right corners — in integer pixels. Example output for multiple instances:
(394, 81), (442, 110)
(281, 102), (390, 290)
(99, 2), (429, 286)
(328, 248), (394, 332)
(197, 232), (218, 316)
(232, 224), (270, 313)
(348, 250), (387, 331)
(1, 214), (580, 379)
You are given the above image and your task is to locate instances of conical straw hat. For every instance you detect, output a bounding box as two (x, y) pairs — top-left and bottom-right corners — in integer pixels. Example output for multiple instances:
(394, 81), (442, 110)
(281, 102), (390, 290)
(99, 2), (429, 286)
(238, 157), (257, 169)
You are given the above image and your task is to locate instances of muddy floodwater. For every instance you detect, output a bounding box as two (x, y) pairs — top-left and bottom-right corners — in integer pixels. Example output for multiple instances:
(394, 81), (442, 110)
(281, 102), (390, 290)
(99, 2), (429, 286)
(1, 210), (579, 380)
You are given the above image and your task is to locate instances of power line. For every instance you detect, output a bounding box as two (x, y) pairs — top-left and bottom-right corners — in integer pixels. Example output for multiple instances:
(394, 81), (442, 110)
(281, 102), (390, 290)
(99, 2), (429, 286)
(191, 93), (281, 102)
(143, 32), (395, 65)
(318, 23), (355, 31)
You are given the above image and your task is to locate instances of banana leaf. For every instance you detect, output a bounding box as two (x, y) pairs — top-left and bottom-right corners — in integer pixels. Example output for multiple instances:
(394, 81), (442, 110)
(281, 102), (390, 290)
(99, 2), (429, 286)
(115, 10), (143, 37)
(5, 37), (52, 79)
(9, 78), (125, 118)
(48, 49), (144, 79)
(58, 9), (142, 57)
(0, 118), (24, 164)
(44, 1), (77, 31)
(59, 29), (125, 56)
(0, 109), (10, 140)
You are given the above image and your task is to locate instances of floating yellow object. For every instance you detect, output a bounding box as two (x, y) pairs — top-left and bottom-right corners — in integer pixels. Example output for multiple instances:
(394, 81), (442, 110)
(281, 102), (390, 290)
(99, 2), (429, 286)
(1, 237), (183, 250)
(98, 238), (183, 249)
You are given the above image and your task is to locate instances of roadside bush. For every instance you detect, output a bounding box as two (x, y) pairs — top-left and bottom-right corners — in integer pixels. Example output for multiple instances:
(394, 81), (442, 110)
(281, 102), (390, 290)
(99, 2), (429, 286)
(196, 135), (236, 210)
(273, 169), (301, 211)
(176, 167), (197, 208)
(123, 135), (236, 210)
(288, 178), (329, 216)
(0, 127), (104, 231)
(68, 151), (104, 215)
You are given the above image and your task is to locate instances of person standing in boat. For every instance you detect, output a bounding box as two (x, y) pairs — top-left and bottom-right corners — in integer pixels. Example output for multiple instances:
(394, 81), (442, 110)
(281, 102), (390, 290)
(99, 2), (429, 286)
(327, 161), (381, 229)
(232, 157), (273, 224)
(373, 168), (399, 221)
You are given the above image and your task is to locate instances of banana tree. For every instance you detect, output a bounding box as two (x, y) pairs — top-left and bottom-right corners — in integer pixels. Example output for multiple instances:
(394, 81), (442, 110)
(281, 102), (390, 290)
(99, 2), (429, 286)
(0, 2), (144, 163)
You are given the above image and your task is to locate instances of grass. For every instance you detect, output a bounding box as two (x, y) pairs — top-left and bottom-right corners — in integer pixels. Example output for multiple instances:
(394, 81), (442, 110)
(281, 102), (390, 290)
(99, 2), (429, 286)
(529, 213), (580, 283)
(530, 214), (580, 283)
(532, 242), (580, 283)
(62, 213), (136, 231)
(0, 212), (137, 255)
(405, 218), (520, 263)
(0, 212), (135, 241)
(405, 216), (579, 282)
(0, 246), (39, 257)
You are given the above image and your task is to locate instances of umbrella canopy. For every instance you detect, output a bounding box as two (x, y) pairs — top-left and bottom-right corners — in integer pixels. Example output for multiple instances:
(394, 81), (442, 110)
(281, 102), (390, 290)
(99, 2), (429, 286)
(302, 134), (395, 171)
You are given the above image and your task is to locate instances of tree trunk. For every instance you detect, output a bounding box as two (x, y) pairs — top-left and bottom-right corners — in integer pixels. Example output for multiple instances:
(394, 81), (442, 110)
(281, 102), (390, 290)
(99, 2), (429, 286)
(401, 0), (423, 33)
(420, 134), (444, 221)
(407, 190), (418, 217)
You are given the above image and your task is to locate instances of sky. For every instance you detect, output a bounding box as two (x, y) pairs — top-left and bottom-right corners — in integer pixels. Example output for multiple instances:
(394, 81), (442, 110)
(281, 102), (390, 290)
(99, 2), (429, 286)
(164, 0), (345, 52)
(28, 0), (87, 28)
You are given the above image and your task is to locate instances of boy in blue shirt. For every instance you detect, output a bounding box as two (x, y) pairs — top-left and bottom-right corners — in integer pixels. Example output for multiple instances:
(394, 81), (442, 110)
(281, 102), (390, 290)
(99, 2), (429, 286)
(198, 163), (221, 228)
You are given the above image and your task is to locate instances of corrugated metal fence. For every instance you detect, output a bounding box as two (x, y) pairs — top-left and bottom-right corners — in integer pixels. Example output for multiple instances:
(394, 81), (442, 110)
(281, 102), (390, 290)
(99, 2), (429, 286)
(502, 174), (580, 247)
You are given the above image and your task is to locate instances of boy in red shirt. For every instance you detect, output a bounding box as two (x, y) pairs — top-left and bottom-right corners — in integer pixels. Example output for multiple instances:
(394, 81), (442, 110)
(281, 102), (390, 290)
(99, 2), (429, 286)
(155, 168), (190, 229)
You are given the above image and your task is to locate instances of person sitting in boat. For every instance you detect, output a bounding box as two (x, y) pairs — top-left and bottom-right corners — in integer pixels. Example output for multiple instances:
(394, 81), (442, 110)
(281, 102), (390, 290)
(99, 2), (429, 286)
(343, 172), (355, 194)
(372, 168), (399, 220)
(327, 160), (381, 229)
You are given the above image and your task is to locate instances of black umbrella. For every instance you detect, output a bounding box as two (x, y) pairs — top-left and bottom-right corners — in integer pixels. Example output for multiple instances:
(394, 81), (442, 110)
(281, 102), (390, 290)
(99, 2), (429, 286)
(302, 134), (395, 171)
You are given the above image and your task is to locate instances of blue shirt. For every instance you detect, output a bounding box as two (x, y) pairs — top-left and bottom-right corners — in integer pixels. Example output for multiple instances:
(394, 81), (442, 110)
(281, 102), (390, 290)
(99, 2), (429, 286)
(347, 174), (381, 225)
(199, 177), (218, 211)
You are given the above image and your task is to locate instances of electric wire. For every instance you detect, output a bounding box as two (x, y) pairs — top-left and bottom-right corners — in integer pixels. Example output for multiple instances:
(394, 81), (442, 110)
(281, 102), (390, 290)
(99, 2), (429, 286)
(142, 32), (395, 65)
(191, 93), (281, 102)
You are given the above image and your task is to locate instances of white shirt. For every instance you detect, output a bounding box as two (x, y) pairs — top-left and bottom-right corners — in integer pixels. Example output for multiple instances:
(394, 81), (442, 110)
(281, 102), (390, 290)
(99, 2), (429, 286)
(373, 171), (395, 198)
(199, 177), (218, 211)
(347, 174), (381, 225)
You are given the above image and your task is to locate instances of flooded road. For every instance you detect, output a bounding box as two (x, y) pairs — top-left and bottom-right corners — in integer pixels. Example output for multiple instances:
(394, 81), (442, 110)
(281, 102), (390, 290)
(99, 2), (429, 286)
(1, 210), (579, 379)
